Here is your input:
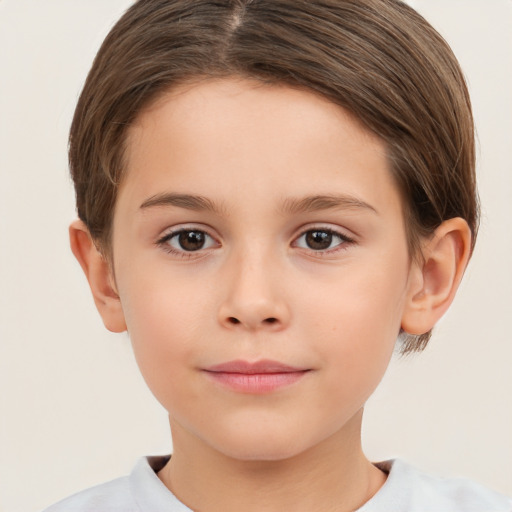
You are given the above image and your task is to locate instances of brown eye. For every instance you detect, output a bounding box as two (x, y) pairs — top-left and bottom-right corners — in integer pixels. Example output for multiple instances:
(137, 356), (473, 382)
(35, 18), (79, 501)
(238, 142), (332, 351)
(161, 229), (216, 253)
(304, 230), (333, 250)
(177, 230), (206, 251)
(294, 228), (351, 252)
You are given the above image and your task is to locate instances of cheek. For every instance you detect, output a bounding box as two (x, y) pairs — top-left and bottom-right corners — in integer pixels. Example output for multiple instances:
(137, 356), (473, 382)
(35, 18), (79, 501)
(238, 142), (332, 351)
(305, 256), (408, 341)
(119, 260), (214, 337)
(116, 271), (215, 405)
(303, 258), (409, 394)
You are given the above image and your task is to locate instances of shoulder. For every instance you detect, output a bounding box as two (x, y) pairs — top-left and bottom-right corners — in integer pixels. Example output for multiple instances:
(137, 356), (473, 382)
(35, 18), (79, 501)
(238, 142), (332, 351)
(360, 459), (512, 512)
(41, 455), (184, 512)
(41, 475), (134, 512)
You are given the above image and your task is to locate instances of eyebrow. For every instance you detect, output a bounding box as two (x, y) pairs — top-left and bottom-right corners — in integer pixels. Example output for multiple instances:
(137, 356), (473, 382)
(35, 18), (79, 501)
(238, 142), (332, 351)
(140, 193), (225, 214)
(280, 194), (378, 215)
(139, 192), (377, 216)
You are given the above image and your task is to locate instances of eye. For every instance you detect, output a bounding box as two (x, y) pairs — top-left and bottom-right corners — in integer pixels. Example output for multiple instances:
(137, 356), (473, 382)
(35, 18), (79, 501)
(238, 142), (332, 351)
(294, 228), (352, 252)
(158, 229), (217, 253)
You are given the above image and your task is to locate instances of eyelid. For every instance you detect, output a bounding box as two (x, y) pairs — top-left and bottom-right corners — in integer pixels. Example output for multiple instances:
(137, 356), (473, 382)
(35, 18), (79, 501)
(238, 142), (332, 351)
(291, 224), (356, 253)
(156, 224), (220, 257)
(156, 222), (217, 241)
(154, 223), (356, 258)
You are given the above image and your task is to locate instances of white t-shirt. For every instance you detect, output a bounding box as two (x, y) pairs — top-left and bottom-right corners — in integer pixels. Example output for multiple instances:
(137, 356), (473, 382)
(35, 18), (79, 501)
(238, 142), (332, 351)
(42, 456), (512, 511)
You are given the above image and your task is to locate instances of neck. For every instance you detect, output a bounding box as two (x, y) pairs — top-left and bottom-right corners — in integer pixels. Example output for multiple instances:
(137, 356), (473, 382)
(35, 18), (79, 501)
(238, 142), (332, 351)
(158, 410), (386, 512)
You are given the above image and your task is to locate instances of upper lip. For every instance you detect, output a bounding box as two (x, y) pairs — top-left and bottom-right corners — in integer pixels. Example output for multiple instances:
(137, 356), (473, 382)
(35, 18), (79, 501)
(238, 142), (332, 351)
(204, 359), (307, 374)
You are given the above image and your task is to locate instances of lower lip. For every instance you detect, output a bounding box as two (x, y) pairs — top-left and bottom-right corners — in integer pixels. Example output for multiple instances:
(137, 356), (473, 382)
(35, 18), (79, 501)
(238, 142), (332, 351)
(203, 371), (309, 394)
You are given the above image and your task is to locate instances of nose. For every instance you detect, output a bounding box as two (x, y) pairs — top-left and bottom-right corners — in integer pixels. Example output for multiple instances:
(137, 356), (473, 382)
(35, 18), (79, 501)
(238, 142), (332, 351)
(217, 249), (291, 332)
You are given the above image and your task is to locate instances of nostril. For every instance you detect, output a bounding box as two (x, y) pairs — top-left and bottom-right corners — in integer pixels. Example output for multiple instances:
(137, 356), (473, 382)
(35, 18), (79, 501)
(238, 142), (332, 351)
(225, 316), (279, 326)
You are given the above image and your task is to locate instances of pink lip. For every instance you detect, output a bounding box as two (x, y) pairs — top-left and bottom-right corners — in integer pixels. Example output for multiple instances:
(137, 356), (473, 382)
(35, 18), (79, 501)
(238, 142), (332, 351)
(203, 359), (310, 394)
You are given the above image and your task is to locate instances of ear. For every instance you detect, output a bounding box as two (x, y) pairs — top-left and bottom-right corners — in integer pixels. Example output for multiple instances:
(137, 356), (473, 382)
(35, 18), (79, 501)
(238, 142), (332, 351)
(69, 220), (127, 333)
(401, 218), (472, 336)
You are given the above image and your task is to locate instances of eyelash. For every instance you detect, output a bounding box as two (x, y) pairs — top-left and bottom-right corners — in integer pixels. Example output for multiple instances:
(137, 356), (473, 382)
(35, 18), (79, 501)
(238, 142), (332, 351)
(156, 226), (355, 259)
(156, 228), (218, 259)
(292, 227), (355, 255)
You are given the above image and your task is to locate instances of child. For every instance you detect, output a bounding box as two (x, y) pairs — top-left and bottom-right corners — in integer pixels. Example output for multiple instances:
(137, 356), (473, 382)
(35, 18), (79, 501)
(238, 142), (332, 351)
(43, 0), (511, 510)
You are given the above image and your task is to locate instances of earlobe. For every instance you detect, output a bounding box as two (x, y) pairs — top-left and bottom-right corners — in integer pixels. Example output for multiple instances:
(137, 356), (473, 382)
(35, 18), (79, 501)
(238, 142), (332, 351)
(401, 218), (472, 336)
(69, 220), (127, 333)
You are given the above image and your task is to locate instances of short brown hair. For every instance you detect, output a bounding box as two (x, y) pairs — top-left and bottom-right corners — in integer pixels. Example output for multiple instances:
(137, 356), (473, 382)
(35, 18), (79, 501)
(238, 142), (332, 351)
(69, 0), (478, 353)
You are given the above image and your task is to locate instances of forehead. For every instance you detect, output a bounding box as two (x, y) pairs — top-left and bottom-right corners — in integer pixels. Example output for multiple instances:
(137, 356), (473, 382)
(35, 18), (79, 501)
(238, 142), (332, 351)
(128, 78), (383, 158)
(120, 78), (400, 218)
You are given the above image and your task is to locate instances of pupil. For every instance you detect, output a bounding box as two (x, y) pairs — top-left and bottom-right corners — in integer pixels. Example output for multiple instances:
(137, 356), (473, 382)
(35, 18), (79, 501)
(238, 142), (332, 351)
(306, 230), (332, 250)
(179, 231), (205, 251)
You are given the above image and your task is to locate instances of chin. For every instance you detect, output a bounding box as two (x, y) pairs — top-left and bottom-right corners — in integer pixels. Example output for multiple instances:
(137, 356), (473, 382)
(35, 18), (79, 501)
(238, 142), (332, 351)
(210, 430), (314, 463)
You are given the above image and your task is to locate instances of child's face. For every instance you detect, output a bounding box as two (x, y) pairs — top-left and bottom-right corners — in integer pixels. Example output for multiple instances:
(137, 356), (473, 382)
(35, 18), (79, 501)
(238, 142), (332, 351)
(110, 78), (416, 460)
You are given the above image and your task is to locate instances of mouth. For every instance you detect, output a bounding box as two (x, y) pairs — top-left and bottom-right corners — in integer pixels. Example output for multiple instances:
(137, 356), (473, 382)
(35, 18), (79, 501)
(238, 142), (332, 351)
(202, 359), (311, 394)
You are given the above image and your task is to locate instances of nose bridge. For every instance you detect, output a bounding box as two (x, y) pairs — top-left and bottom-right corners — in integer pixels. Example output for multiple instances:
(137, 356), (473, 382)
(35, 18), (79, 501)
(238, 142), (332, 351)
(218, 239), (289, 331)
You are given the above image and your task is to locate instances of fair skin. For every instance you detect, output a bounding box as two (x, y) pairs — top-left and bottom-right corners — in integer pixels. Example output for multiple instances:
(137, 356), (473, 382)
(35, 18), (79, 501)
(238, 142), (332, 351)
(71, 78), (471, 512)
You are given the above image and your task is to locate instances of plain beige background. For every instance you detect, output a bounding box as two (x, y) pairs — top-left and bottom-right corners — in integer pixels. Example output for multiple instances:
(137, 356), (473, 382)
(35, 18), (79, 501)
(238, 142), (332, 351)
(0, 1), (511, 511)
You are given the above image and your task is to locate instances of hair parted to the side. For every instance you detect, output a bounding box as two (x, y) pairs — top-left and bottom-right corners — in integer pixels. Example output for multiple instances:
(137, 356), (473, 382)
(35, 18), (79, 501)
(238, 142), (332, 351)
(69, 0), (478, 354)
